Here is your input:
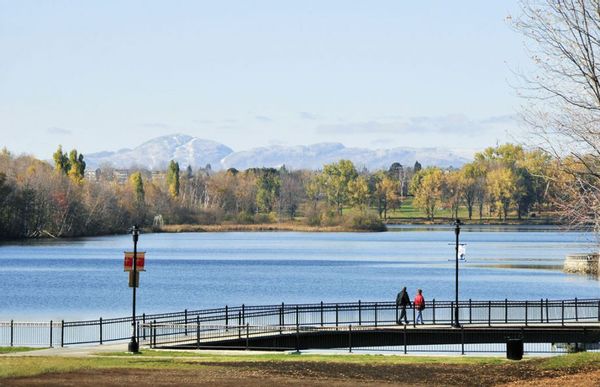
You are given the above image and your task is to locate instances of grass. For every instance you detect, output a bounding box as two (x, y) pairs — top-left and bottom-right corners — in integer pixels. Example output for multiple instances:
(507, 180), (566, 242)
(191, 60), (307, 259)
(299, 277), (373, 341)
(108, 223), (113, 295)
(2, 350), (599, 380)
(0, 347), (44, 354)
(97, 350), (508, 365)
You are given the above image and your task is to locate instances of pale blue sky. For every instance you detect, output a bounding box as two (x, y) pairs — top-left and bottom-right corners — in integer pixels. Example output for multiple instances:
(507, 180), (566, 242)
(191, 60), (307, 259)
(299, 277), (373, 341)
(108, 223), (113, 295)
(0, 1), (529, 158)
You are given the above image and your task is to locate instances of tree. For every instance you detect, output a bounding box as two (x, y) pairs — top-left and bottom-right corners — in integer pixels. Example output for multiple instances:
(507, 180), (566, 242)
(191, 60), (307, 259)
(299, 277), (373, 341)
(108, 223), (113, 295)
(442, 170), (463, 219)
(166, 160), (180, 198)
(348, 175), (370, 211)
(319, 160), (358, 215)
(461, 163), (485, 220)
(130, 172), (145, 204)
(52, 145), (70, 175)
(255, 168), (280, 213)
(515, 1), (600, 229)
(68, 149), (86, 181)
(487, 167), (516, 220)
(410, 167), (443, 220)
(413, 161), (422, 174)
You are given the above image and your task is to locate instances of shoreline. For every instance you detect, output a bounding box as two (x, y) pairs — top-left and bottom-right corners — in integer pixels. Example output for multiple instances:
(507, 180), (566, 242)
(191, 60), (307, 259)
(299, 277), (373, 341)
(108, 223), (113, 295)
(157, 218), (566, 233)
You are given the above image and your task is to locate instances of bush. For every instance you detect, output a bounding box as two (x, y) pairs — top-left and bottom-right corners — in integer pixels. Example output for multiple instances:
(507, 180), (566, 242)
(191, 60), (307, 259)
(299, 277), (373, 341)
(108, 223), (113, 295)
(344, 211), (387, 231)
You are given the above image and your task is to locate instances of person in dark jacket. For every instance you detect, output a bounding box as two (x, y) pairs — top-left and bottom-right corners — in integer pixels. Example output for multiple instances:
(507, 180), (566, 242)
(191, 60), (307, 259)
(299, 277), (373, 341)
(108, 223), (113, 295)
(396, 287), (411, 325)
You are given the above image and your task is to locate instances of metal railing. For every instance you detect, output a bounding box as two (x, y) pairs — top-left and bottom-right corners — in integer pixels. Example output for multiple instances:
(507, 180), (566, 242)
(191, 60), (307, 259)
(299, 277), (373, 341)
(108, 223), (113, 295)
(2, 298), (600, 347)
(141, 322), (600, 354)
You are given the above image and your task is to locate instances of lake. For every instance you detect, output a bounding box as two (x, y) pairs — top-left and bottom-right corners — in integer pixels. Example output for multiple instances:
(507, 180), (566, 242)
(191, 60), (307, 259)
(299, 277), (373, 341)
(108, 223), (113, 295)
(1, 225), (598, 321)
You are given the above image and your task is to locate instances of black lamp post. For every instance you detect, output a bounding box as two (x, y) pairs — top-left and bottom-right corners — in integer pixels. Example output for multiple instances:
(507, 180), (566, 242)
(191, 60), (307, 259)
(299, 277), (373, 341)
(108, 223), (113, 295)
(453, 219), (461, 328)
(128, 225), (140, 353)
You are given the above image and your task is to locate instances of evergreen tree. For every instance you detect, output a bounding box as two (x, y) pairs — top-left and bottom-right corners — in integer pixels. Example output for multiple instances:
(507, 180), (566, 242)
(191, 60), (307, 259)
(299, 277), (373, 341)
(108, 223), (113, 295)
(52, 145), (70, 174)
(166, 160), (180, 197)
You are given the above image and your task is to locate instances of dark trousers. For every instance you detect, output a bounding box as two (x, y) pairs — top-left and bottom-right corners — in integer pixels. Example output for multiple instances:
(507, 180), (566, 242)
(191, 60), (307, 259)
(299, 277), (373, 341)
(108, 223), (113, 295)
(398, 306), (408, 323)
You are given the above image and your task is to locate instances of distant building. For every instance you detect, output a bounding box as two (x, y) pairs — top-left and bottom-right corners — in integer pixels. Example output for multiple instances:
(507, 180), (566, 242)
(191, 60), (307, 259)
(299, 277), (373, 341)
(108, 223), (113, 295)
(113, 170), (130, 184)
(151, 171), (166, 182)
(85, 168), (100, 182)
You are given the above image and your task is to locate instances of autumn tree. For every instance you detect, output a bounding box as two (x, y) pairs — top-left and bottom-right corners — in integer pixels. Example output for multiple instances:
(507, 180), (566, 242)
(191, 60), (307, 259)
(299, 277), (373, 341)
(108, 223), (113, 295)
(319, 160), (358, 215)
(410, 167), (443, 220)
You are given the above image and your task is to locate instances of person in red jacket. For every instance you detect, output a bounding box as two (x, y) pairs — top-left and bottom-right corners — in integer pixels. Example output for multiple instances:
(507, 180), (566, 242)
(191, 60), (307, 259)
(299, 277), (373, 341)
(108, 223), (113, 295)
(414, 289), (425, 325)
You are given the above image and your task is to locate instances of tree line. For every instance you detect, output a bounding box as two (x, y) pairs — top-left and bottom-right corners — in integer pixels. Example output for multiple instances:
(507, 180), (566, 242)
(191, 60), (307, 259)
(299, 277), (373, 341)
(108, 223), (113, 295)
(0, 142), (576, 240)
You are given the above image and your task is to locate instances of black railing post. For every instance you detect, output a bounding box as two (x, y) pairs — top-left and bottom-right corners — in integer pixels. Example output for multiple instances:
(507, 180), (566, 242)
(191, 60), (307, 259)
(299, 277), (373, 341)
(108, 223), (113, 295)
(50, 320), (53, 348)
(61, 320), (64, 347)
(238, 311), (242, 339)
(295, 305), (299, 328)
(488, 301), (491, 326)
(242, 304), (245, 325)
(375, 302), (378, 327)
(281, 302), (285, 326)
(246, 322), (250, 350)
(153, 320), (157, 347)
(461, 325), (464, 355)
(432, 299), (436, 324)
(540, 299), (543, 324)
(99, 317), (103, 345)
(295, 320), (300, 353)
(225, 305), (229, 329)
(546, 299), (549, 323)
(561, 300), (565, 326)
(525, 301), (528, 326)
(10, 320), (13, 347)
(469, 299), (472, 324)
(142, 313), (146, 340)
(575, 298), (578, 322)
(395, 299), (398, 324)
(413, 304), (418, 327)
(335, 304), (339, 329)
(196, 316), (200, 349)
(359, 300), (362, 326)
(348, 324), (352, 353)
(450, 302), (454, 326)
(504, 299), (508, 324)
(321, 301), (324, 327)
(598, 300), (600, 322)
(149, 321), (153, 348)
(403, 324), (407, 354)
(184, 309), (188, 336)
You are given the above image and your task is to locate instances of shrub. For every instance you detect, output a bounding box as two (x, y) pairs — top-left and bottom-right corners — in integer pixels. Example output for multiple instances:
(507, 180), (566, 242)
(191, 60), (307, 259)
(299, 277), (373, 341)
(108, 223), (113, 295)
(344, 211), (387, 231)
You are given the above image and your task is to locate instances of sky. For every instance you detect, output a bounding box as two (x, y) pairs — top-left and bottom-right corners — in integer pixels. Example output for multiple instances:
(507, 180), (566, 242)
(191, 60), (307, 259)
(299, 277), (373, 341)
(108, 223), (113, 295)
(0, 1), (531, 159)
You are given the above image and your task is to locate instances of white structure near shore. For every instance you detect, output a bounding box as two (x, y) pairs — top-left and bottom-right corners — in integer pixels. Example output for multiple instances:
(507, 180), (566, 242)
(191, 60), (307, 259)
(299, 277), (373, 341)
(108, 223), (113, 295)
(564, 253), (599, 275)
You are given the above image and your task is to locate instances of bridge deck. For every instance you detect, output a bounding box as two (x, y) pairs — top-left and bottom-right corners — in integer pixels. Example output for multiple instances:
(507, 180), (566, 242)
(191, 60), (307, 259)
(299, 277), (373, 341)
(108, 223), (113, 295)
(148, 323), (600, 351)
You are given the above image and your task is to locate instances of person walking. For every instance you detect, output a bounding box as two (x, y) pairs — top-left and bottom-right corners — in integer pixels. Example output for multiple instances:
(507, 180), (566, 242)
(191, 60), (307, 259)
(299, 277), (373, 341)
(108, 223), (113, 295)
(414, 289), (425, 325)
(396, 287), (411, 325)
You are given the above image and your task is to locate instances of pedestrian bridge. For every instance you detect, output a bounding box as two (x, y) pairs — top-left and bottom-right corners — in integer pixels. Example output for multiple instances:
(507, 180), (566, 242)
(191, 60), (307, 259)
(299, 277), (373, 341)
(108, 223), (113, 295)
(140, 298), (600, 354)
(3, 298), (600, 354)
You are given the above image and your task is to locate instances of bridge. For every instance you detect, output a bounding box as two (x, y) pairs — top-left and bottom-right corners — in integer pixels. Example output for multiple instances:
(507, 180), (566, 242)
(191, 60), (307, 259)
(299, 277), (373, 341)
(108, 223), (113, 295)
(3, 298), (600, 355)
(140, 298), (600, 354)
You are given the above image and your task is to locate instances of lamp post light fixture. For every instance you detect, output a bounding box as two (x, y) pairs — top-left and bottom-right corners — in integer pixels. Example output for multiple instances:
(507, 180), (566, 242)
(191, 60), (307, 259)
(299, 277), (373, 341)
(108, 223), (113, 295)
(453, 218), (462, 328)
(128, 225), (140, 353)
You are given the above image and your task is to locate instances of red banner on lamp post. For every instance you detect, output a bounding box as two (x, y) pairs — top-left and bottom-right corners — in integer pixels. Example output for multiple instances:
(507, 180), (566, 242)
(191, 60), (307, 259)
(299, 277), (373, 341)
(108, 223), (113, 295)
(124, 252), (146, 272)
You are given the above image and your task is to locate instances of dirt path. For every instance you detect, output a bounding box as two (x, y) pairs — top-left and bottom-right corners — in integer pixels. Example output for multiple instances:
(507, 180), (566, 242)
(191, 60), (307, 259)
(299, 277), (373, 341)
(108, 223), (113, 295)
(4, 359), (600, 386)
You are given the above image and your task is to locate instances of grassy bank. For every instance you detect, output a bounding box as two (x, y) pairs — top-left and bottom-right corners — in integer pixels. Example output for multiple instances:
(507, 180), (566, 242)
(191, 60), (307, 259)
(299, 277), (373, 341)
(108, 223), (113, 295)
(2, 351), (600, 385)
(0, 347), (42, 354)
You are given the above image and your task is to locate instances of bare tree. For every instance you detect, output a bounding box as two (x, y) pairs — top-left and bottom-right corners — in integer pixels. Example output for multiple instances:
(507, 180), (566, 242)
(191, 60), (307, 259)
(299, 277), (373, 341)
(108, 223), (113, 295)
(515, 0), (600, 229)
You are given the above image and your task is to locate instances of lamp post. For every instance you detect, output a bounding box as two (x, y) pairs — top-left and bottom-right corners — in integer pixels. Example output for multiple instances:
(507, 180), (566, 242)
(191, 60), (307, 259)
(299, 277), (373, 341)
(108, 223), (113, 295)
(128, 225), (140, 353)
(453, 219), (461, 328)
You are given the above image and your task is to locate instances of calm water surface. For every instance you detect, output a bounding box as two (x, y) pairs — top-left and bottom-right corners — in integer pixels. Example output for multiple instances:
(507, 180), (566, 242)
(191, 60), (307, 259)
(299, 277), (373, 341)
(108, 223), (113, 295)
(1, 225), (598, 320)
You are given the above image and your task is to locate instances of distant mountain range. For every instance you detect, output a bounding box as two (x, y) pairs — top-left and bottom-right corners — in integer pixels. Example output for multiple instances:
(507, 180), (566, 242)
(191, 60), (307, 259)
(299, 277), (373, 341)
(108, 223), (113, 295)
(84, 134), (470, 171)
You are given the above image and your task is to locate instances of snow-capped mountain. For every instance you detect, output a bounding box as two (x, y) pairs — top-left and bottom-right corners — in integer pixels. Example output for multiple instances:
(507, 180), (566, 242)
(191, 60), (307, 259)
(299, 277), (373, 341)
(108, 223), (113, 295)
(84, 134), (469, 171)
(221, 143), (469, 170)
(85, 135), (233, 170)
